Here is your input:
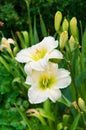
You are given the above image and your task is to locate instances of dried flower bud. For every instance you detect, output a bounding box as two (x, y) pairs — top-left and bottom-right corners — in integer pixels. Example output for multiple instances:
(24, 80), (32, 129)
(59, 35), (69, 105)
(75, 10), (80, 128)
(0, 21), (4, 27)
(0, 37), (15, 53)
(54, 11), (62, 33)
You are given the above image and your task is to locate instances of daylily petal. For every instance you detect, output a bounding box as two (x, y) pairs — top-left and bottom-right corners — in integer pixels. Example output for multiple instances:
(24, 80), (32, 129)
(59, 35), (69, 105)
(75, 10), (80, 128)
(31, 58), (48, 71)
(15, 48), (32, 63)
(25, 70), (41, 85)
(55, 76), (71, 89)
(48, 49), (63, 59)
(41, 36), (58, 51)
(57, 69), (70, 78)
(7, 38), (15, 44)
(24, 57), (48, 73)
(28, 86), (48, 104)
(48, 88), (61, 102)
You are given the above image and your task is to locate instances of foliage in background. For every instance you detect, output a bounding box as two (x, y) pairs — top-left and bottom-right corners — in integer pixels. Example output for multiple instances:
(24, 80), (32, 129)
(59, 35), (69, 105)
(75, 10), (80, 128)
(0, 0), (86, 37)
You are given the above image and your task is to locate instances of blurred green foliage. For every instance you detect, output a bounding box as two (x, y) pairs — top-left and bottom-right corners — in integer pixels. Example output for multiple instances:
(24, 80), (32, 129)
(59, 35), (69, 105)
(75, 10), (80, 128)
(0, 0), (86, 37)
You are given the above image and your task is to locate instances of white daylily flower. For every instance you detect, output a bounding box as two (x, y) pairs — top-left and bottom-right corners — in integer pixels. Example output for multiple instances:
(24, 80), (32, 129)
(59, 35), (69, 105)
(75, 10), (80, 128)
(26, 62), (71, 104)
(0, 37), (15, 52)
(15, 36), (63, 71)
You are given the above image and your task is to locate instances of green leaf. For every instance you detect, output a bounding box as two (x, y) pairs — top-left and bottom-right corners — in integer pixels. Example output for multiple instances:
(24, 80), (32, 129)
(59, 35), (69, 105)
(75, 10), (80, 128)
(82, 28), (86, 70)
(16, 32), (26, 48)
(39, 14), (47, 37)
(21, 31), (29, 47)
(69, 113), (81, 130)
(49, 58), (62, 64)
(33, 15), (39, 44)
(63, 114), (70, 126)
(75, 70), (86, 100)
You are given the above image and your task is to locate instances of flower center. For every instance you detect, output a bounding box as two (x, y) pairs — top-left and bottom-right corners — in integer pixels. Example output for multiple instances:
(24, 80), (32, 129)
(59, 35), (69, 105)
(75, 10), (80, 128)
(39, 74), (56, 90)
(31, 48), (47, 61)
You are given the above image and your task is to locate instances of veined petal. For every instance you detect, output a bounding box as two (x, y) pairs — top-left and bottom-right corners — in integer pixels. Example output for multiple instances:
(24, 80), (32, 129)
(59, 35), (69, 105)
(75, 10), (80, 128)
(48, 49), (63, 59)
(28, 86), (48, 104)
(48, 88), (61, 102)
(15, 48), (32, 63)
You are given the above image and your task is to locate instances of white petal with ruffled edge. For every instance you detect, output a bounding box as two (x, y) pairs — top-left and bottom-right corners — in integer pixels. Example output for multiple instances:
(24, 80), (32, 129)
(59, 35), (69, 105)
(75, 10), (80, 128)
(28, 86), (49, 104)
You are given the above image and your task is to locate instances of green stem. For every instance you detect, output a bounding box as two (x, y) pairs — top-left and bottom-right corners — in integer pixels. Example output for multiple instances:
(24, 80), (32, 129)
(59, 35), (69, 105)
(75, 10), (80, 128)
(25, 0), (34, 45)
(43, 100), (55, 130)
(48, 120), (55, 130)
(69, 61), (79, 102)
(80, 112), (86, 130)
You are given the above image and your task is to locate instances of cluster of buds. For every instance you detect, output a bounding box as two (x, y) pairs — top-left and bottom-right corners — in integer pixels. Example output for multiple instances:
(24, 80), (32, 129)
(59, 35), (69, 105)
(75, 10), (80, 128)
(54, 11), (79, 51)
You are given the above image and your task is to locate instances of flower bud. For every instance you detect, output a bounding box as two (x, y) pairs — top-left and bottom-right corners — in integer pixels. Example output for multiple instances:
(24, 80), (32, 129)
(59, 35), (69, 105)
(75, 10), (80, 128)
(69, 35), (76, 51)
(70, 17), (78, 40)
(54, 11), (62, 33)
(60, 31), (68, 49)
(78, 97), (86, 111)
(62, 18), (69, 31)
(13, 46), (19, 56)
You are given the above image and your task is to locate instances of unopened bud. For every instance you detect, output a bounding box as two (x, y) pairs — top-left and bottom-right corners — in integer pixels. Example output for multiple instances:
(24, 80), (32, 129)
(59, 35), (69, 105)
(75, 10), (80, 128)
(54, 11), (62, 33)
(78, 97), (86, 111)
(62, 18), (69, 31)
(13, 46), (19, 56)
(70, 17), (78, 40)
(69, 35), (76, 51)
(60, 31), (68, 49)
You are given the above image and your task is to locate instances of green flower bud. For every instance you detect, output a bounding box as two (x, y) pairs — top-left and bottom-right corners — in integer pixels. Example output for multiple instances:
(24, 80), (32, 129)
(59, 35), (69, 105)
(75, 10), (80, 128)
(70, 17), (78, 40)
(78, 97), (86, 112)
(69, 35), (76, 51)
(60, 31), (68, 49)
(62, 18), (69, 31)
(13, 46), (19, 56)
(54, 11), (62, 33)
